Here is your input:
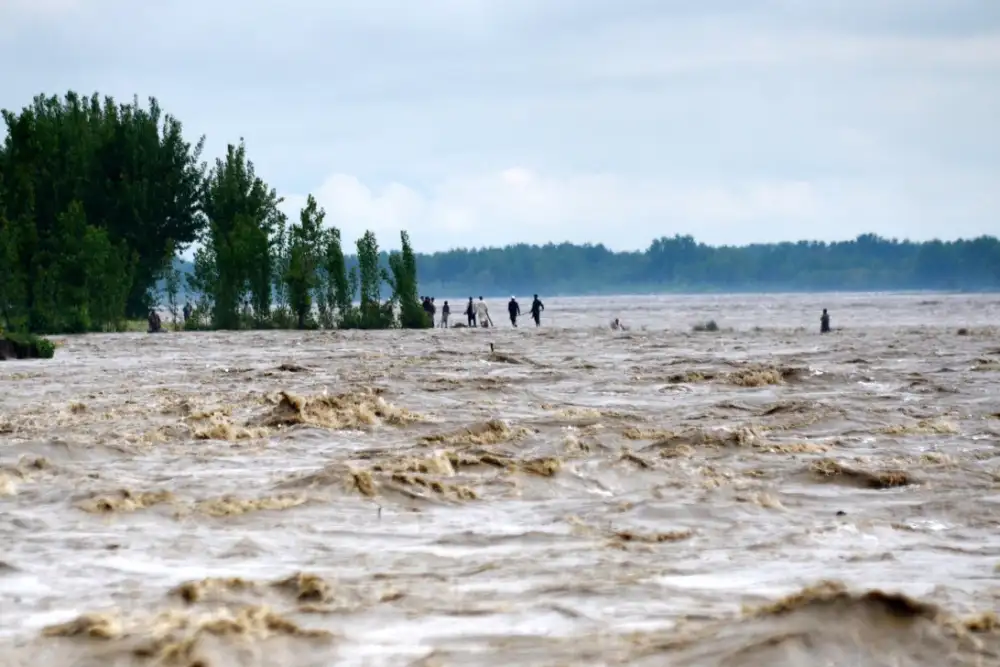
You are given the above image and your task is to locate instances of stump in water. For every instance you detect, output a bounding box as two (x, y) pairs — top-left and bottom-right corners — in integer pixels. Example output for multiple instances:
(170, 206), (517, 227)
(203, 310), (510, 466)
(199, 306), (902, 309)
(0, 333), (56, 360)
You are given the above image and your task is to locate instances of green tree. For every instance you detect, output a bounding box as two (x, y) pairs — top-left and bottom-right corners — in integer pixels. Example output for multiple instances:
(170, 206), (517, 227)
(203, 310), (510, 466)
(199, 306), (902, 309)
(163, 253), (182, 330)
(196, 139), (284, 329)
(83, 225), (134, 331)
(322, 226), (355, 328)
(0, 91), (206, 332)
(355, 230), (392, 329)
(283, 194), (325, 329)
(387, 230), (429, 328)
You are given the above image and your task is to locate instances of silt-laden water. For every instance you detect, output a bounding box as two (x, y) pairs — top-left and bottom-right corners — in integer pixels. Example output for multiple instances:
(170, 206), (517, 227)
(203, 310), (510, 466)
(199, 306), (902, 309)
(1, 292), (999, 666)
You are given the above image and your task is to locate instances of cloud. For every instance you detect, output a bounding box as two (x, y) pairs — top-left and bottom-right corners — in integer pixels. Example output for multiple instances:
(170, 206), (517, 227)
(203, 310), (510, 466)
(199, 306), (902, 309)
(280, 167), (997, 252)
(2, 0), (999, 252)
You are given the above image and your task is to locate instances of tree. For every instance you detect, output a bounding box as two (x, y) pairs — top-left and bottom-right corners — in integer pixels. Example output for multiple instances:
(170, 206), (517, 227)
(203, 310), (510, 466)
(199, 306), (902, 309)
(354, 230), (392, 329)
(322, 226), (354, 327)
(196, 139), (284, 329)
(0, 90), (206, 332)
(163, 253), (182, 331)
(83, 225), (134, 332)
(283, 194), (325, 329)
(388, 230), (429, 328)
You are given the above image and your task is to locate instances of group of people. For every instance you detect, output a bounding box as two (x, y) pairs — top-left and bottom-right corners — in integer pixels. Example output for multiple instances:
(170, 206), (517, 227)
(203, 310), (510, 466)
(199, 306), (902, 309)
(148, 303), (195, 333)
(420, 295), (546, 328)
(156, 298), (833, 334)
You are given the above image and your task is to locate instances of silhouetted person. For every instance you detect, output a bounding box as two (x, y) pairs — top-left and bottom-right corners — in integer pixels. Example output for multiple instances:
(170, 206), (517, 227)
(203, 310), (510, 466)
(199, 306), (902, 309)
(441, 301), (450, 328)
(507, 296), (520, 327)
(422, 296), (433, 324)
(820, 308), (831, 334)
(182, 302), (192, 323)
(465, 297), (476, 327)
(530, 294), (544, 326)
(147, 309), (162, 333)
(430, 297), (437, 325)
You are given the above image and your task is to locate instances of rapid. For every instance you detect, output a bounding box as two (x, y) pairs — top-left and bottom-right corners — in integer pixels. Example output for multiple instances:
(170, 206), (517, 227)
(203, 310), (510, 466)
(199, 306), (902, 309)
(1, 292), (999, 666)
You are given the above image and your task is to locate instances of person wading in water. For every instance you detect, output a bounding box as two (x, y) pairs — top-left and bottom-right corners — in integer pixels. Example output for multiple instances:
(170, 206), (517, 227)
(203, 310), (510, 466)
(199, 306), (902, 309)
(530, 294), (544, 326)
(465, 297), (476, 327)
(508, 296), (520, 327)
(820, 308), (831, 333)
(475, 297), (491, 328)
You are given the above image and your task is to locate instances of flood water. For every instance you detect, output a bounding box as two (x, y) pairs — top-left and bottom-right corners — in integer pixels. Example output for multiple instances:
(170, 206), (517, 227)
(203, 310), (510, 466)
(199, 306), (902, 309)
(1, 292), (999, 666)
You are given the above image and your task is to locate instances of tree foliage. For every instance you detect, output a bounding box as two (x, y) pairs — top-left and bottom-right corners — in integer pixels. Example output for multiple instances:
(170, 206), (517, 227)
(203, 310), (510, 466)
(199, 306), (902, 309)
(387, 231), (430, 329)
(0, 91), (203, 332)
(407, 234), (1000, 295)
(0, 89), (432, 334)
(283, 194), (324, 328)
(352, 231), (394, 329)
(190, 139), (285, 330)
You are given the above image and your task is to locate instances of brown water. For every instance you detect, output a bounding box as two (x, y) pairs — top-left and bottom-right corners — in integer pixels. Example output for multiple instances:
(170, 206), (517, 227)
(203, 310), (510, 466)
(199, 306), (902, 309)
(2, 292), (1000, 667)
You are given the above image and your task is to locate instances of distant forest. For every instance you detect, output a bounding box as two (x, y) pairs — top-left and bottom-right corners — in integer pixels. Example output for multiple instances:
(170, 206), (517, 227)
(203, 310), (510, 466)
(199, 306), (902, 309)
(168, 232), (1000, 297)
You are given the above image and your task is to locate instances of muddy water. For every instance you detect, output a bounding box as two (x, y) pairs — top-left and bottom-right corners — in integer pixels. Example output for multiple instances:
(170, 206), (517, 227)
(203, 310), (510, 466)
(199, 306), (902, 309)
(1, 292), (1000, 667)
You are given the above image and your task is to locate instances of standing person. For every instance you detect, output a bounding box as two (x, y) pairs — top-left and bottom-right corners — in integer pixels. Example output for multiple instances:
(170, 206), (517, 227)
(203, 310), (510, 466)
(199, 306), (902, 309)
(508, 296), (520, 327)
(465, 297), (476, 327)
(530, 294), (544, 327)
(422, 296), (433, 325)
(441, 301), (450, 328)
(475, 296), (491, 328)
(430, 297), (437, 327)
(147, 309), (162, 333)
(182, 301), (193, 324)
(820, 308), (831, 333)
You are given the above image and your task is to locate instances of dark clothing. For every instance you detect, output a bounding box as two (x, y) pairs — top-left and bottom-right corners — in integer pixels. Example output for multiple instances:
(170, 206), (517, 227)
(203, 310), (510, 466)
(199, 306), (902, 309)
(530, 298), (544, 326)
(182, 303), (192, 323)
(465, 300), (476, 327)
(148, 311), (162, 333)
(508, 299), (520, 327)
(820, 312), (831, 334)
(442, 304), (450, 317)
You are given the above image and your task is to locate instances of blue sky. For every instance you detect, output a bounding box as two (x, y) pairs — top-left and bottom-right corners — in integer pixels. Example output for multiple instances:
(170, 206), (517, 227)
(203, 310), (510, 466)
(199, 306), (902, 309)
(2, 0), (998, 252)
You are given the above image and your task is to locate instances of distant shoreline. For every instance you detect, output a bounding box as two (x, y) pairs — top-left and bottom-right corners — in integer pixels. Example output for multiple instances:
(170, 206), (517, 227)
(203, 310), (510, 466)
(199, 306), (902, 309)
(165, 287), (1000, 305)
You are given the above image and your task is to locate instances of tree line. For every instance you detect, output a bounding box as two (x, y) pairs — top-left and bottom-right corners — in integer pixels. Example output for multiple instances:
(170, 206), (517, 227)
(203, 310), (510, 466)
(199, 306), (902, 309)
(406, 233), (1000, 296)
(174, 232), (1000, 298)
(0, 91), (430, 334)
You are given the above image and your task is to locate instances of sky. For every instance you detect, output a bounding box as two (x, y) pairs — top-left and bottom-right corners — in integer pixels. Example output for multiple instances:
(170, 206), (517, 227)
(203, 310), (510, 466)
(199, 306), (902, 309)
(1, 0), (998, 253)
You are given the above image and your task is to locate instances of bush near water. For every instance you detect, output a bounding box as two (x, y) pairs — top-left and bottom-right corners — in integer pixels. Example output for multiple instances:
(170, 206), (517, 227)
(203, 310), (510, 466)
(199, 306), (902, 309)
(0, 330), (55, 360)
(3, 90), (1000, 336)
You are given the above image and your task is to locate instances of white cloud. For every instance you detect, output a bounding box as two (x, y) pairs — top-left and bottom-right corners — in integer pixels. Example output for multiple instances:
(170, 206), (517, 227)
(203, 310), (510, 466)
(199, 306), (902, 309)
(3, 0), (999, 254)
(282, 168), (988, 252)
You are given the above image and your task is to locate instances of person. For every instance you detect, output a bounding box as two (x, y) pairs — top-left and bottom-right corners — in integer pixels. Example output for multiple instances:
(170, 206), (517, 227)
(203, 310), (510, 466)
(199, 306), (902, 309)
(430, 297), (437, 326)
(610, 317), (622, 331)
(508, 296), (520, 327)
(182, 301), (193, 324)
(422, 296), (434, 325)
(441, 301), (450, 328)
(530, 294), (544, 326)
(147, 309), (162, 333)
(475, 296), (490, 328)
(465, 297), (476, 327)
(820, 308), (831, 334)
